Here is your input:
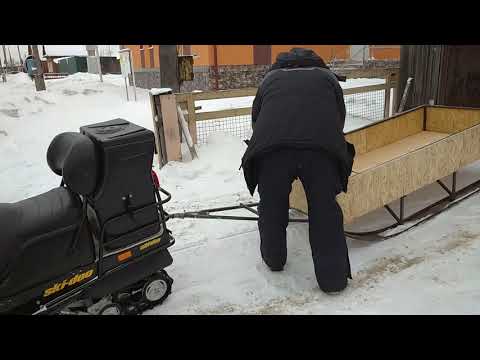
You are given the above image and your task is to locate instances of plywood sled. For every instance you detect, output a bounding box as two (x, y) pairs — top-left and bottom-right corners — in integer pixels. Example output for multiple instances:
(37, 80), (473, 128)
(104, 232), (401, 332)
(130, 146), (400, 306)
(289, 105), (480, 223)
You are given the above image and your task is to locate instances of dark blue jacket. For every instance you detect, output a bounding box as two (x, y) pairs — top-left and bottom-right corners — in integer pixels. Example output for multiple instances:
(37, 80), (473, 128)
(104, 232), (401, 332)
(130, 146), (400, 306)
(241, 52), (355, 196)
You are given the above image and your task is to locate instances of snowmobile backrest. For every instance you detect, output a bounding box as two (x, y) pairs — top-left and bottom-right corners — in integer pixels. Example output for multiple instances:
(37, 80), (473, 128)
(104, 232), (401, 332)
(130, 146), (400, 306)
(47, 132), (98, 196)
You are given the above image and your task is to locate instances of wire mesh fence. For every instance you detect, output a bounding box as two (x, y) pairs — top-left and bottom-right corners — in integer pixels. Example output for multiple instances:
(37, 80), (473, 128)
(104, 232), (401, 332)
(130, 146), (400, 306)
(193, 85), (391, 145)
(196, 115), (252, 144)
(344, 89), (385, 122)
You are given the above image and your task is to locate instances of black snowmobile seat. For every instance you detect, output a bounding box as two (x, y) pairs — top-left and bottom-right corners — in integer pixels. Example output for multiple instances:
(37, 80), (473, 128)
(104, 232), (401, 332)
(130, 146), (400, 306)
(47, 132), (98, 196)
(0, 132), (98, 293)
(0, 187), (84, 282)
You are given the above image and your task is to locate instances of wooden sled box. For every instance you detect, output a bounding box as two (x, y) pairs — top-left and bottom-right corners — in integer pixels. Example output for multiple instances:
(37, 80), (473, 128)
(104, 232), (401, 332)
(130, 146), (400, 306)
(290, 105), (480, 223)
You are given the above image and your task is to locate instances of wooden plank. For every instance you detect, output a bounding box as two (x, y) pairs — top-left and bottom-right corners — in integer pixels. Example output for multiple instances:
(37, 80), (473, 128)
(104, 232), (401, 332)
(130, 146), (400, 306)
(289, 179), (308, 215)
(192, 88), (257, 101)
(343, 83), (393, 96)
(149, 93), (162, 165)
(344, 107), (425, 155)
(425, 107), (454, 133)
(344, 105), (426, 136)
(196, 107), (252, 121)
(345, 131), (367, 155)
(458, 123), (480, 167)
(186, 94), (197, 144)
(402, 132), (463, 195)
(175, 93), (189, 103)
(159, 94), (182, 162)
(177, 105), (198, 159)
(152, 95), (169, 168)
(335, 159), (406, 223)
(365, 108), (424, 152)
(177, 84), (391, 103)
(426, 106), (480, 134)
(177, 101), (188, 111)
(352, 131), (448, 173)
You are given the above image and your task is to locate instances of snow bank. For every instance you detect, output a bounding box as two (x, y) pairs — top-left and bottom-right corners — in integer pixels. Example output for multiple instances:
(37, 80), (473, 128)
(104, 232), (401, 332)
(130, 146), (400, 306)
(0, 72), (152, 203)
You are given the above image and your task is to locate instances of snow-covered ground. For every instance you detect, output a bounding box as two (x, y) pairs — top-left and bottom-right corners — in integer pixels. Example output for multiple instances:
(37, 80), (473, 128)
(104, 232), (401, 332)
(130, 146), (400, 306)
(1, 73), (479, 314)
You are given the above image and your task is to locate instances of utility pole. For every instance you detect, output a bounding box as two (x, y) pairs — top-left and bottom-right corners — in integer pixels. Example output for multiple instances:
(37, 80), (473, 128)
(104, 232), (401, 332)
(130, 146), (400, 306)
(17, 45), (23, 65)
(159, 45), (180, 92)
(96, 46), (103, 82)
(31, 45), (46, 91)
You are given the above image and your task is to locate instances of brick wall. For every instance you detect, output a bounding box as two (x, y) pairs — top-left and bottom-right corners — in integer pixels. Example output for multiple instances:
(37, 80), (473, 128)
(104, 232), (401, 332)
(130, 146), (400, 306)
(130, 68), (161, 89)
(178, 64), (270, 91)
(209, 65), (270, 90)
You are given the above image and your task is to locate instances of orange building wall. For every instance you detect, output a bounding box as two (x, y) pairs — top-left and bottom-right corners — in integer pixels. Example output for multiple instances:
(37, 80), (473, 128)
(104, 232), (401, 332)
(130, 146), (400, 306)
(216, 45), (254, 65)
(191, 45), (212, 66)
(191, 45), (213, 66)
(125, 44), (160, 69)
(126, 45), (398, 70)
(145, 46), (153, 68)
(191, 45), (254, 66)
(271, 45), (350, 62)
(150, 45), (160, 68)
(369, 46), (400, 60)
(126, 45), (143, 70)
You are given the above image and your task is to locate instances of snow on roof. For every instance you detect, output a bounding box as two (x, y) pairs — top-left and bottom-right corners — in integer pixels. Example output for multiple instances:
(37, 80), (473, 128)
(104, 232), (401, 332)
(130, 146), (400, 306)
(53, 56), (74, 64)
(150, 88), (173, 96)
(36, 45), (120, 57)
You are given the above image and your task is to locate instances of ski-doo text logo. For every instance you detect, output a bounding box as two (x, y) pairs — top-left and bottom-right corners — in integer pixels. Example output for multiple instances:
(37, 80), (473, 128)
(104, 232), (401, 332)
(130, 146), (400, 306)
(139, 238), (161, 251)
(43, 270), (95, 297)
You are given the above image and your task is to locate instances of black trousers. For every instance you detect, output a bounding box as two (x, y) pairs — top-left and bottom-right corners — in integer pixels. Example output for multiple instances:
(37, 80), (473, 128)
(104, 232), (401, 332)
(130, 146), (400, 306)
(256, 148), (352, 292)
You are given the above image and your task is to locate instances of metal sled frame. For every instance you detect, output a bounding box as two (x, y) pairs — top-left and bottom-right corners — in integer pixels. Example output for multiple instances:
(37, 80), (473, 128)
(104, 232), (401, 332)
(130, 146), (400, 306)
(163, 171), (480, 241)
(345, 172), (480, 240)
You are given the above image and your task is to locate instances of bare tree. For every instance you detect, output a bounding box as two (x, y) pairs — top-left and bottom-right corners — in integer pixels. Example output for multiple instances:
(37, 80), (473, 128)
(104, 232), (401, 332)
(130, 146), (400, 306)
(8, 47), (13, 68)
(0, 52), (6, 82)
(17, 45), (23, 65)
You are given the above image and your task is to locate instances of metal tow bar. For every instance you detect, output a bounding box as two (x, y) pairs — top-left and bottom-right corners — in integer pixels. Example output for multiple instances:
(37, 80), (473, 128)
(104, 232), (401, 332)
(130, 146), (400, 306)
(158, 171), (480, 241)
(164, 202), (309, 223)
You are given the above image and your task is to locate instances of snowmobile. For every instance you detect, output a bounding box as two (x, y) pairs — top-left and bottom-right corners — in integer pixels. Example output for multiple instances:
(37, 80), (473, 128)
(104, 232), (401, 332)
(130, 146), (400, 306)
(0, 119), (174, 315)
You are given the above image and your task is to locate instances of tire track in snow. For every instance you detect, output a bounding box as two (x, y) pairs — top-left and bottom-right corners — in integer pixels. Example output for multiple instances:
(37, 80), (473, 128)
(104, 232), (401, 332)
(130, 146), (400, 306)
(192, 225), (480, 315)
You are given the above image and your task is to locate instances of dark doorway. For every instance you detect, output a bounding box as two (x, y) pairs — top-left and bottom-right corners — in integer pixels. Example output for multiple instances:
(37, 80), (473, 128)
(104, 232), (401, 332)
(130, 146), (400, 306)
(254, 45), (271, 65)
